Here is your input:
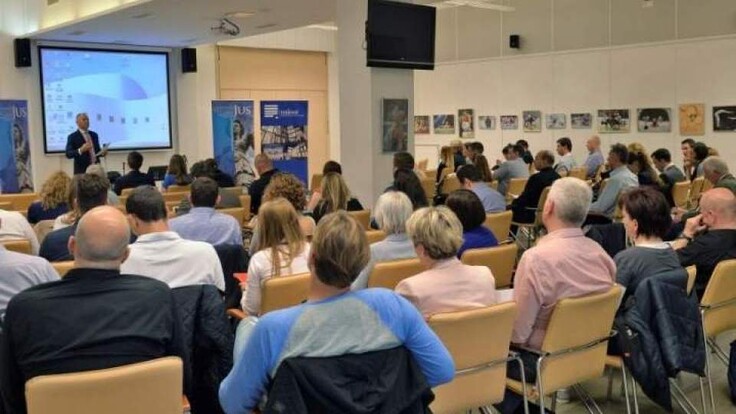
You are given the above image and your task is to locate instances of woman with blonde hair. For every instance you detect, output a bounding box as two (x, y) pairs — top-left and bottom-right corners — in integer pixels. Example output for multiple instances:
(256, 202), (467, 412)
(311, 172), (363, 223)
(26, 171), (71, 224)
(626, 142), (660, 187)
(52, 175), (81, 230)
(436, 146), (455, 183)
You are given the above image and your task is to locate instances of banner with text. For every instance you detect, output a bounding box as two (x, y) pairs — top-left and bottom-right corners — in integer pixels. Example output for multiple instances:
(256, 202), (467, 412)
(260, 100), (308, 185)
(0, 100), (33, 193)
(211, 100), (255, 189)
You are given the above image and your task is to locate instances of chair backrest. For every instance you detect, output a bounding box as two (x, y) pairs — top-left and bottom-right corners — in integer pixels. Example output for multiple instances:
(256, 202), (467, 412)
(1, 239), (31, 255)
(533, 187), (551, 226)
(0, 193), (40, 211)
(417, 158), (429, 171)
(33, 220), (55, 245)
(348, 210), (371, 230)
(0, 201), (12, 210)
(460, 244), (518, 288)
(25, 357), (183, 414)
(219, 207), (246, 227)
(701, 259), (736, 338)
(689, 177), (705, 207)
(568, 167), (587, 180)
(539, 285), (621, 393)
(161, 191), (189, 204)
(672, 181), (691, 209)
(685, 265), (696, 295)
(52, 261), (75, 278)
(238, 195), (252, 221)
(120, 188), (135, 197)
(310, 174), (323, 192)
(260, 272), (311, 316)
(365, 230), (387, 245)
(506, 178), (528, 198)
(367, 258), (424, 290)
(442, 174), (461, 194)
(428, 302), (518, 413)
(166, 184), (191, 193)
(484, 210), (513, 242)
(420, 177), (436, 200)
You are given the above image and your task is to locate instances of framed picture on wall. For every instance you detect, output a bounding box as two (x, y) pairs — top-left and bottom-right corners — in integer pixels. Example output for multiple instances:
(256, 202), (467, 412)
(546, 113), (566, 129)
(571, 113), (592, 129)
(713, 106), (736, 131)
(478, 115), (496, 130)
(458, 109), (474, 138)
(500, 115), (518, 130)
(381, 99), (408, 153)
(414, 116), (430, 134)
(637, 108), (671, 132)
(433, 114), (455, 134)
(597, 109), (630, 133)
(522, 110), (542, 132)
(679, 104), (705, 136)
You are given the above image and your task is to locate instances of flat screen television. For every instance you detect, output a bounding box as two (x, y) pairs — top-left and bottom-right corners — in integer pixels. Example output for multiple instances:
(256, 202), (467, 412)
(366, 0), (436, 70)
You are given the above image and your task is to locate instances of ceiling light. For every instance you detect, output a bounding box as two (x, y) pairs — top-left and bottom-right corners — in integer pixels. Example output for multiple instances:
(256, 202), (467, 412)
(224, 11), (255, 19)
(308, 24), (338, 31)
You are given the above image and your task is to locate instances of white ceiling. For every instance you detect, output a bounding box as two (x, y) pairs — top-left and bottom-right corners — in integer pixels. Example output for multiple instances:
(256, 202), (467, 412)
(27, 0), (336, 47)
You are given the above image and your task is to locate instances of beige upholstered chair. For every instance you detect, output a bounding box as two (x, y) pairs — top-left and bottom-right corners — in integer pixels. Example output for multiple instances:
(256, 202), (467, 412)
(420, 177), (436, 201)
(568, 167), (587, 180)
(686, 265), (697, 295)
(510, 186), (550, 247)
(0, 201), (12, 210)
(310, 174), (323, 192)
(162, 192), (190, 204)
(348, 210), (371, 230)
(260, 272), (311, 316)
(238, 195), (252, 222)
(120, 188), (135, 197)
(219, 207), (246, 228)
(505, 178), (528, 203)
(484, 210), (513, 243)
(671, 181), (691, 209)
(365, 230), (387, 245)
(52, 261), (75, 278)
(33, 220), (55, 245)
(367, 258), (424, 290)
(1, 239), (32, 255)
(166, 184), (191, 193)
(441, 174), (461, 194)
(0, 193), (39, 211)
(460, 244), (518, 288)
(688, 177), (706, 208)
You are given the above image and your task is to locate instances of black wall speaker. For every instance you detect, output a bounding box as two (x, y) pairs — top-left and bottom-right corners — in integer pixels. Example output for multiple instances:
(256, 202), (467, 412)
(509, 34), (520, 49)
(14, 38), (31, 67)
(181, 48), (197, 73)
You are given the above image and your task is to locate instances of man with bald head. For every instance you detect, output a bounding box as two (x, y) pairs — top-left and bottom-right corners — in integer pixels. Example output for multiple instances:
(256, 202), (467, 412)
(248, 154), (279, 215)
(675, 188), (736, 298)
(0, 206), (188, 413)
(583, 135), (604, 179)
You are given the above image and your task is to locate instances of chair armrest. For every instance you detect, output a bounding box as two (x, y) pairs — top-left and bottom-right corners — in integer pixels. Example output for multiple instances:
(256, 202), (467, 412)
(227, 308), (246, 320)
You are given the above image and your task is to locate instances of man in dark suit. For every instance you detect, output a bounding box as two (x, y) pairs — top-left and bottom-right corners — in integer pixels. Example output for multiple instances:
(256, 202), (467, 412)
(511, 150), (561, 224)
(113, 151), (155, 195)
(652, 148), (687, 207)
(248, 154), (279, 216)
(0, 206), (189, 413)
(65, 113), (107, 174)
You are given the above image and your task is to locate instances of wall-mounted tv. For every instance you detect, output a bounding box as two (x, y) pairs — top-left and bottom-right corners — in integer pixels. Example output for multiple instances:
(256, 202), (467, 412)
(366, 0), (436, 70)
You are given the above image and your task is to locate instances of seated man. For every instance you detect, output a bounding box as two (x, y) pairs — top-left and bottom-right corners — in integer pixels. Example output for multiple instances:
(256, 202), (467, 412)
(511, 150), (560, 224)
(120, 186), (225, 291)
(0, 206), (188, 413)
(219, 211), (454, 413)
(248, 154), (280, 216)
(588, 143), (638, 222)
(169, 177), (242, 246)
(113, 151), (155, 195)
(673, 188), (736, 299)
(554, 137), (577, 176)
(651, 148), (686, 207)
(456, 164), (505, 213)
(491, 144), (529, 196)
(583, 135), (605, 179)
(39, 173), (109, 262)
(0, 209), (39, 255)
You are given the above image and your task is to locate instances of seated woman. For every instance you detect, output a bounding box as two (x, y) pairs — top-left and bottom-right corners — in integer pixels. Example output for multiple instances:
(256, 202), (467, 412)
(393, 168), (429, 210)
(445, 189), (498, 257)
(311, 172), (363, 223)
(52, 175), (81, 230)
(162, 154), (192, 190)
(27, 171), (70, 224)
(435, 146), (455, 184)
(395, 206), (496, 318)
(306, 160), (342, 211)
(473, 154), (493, 182)
(351, 191), (417, 290)
(627, 151), (659, 187)
(615, 186), (682, 304)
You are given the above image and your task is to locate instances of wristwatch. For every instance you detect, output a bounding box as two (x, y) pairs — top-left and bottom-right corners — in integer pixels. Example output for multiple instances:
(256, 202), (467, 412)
(679, 233), (693, 243)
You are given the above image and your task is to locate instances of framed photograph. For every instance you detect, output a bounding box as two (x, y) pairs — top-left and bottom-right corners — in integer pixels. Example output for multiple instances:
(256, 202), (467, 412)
(414, 115), (430, 134)
(381, 99), (408, 152)
(571, 113), (592, 129)
(433, 114), (456, 134)
(478, 115), (496, 130)
(679, 104), (705, 136)
(546, 113), (566, 129)
(500, 115), (518, 130)
(522, 110), (542, 132)
(458, 108), (474, 138)
(713, 106), (736, 131)
(597, 109), (630, 133)
(637, 108), (671, 132)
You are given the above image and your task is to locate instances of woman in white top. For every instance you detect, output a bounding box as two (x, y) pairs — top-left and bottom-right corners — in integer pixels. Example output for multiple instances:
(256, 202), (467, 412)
(241, 197), (311, 316)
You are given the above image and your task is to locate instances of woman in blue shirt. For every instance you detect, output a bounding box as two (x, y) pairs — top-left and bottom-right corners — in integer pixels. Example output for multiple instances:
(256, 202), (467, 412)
(162, 154), (192, 190)
(26, 171), (70, 224)
(446, 189), (498, 257)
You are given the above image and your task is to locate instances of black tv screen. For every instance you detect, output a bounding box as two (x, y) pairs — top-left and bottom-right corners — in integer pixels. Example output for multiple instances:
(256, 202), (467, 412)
(367, 0), (436, 70)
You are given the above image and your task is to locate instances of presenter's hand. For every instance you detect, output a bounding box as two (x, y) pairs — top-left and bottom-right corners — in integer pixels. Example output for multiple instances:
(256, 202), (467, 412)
(79, 141), (92, 152)
(100, 148), (109, 157)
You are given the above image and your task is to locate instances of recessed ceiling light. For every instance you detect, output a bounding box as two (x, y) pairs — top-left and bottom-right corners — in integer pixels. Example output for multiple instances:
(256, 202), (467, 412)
(224, 11), (255, 19)
(308, 24), (338, 31)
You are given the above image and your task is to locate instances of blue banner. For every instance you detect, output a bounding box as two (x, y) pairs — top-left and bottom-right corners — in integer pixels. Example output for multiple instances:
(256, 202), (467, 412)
(260, 100), (308, 185)
(211, 101), (255, 189)
(0, 100), (33, 193)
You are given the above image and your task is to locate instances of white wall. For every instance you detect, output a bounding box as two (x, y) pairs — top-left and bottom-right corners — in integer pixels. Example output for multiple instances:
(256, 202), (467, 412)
(415, 36), (736, 170)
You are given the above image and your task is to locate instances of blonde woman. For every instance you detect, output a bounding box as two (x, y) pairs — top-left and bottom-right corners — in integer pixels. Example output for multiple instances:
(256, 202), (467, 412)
(311, 172), (363, 223)
(26, 172), (71, 224)
(52, 175), (81, 230)
(436, 146), (455, 183)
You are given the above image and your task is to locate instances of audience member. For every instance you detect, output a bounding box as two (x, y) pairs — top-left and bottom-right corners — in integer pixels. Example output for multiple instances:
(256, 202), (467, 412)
(248, 154), (279, 216)
(674, 188), (736, 298)
(52, 174), (81, 230)
(436, 146), (455, 183)
(584, 135), (605, 179)
(26, 171), (70, 224)
(396, 205), (496, 317)
(473, 154), (493, 182)
(393, 151), (426, 180)
(163, 154), (192, 190)
(120, 186), (225, 291)
(450, 139), (466, 170)
(322, 160), (342, 175)
(702, 156), (736, 194)
(311, 172), (363, 223)
(0, 206), (189, 413)
(554, 137), (577, 176)
(690, 142), (709, 179)
(86, 164), (119, 205)
(516, 139), (534, 165)
(352, 191), (417, 290)
(0, 209), (40, 256)
(651, 148), (686, 206)
(186, 160), (240, 209)
(393, 168), (429, 210)
(40, 174), (109, 261)
(511, 150), (561, 224)
(169, 177), (242, 246)
(492, 144), (529, 195)
(588, 144), (638, 221)
(446, 190), (499, 257)
(627, 151), (659, 187)
(306, 161), (344, 211)
(219, 211), (454, 413)
(456, 164), (505, 213)
(204, 158), (236, 188)
(681, 138), (695, 180)
(112, 151), (155, 195)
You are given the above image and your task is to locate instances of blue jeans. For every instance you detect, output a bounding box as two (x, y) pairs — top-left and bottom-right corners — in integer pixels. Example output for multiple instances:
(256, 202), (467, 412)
(233, 316), (259, 365)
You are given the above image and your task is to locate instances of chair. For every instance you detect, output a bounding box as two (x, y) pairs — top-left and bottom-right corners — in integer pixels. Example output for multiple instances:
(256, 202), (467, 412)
(441, 174), (461, 194)
(365, 230), (387, 244)
(166, 184), (191, 193)
(417, 158), (429, 171)
(33, 220), (55, 245)
(420, 177), (436, 201)
(25, 357), (184, 414)
(0, 193), (40, 212)
(686, 265), (697, 295)
(428, 302), (522, 414)
(506, 286), (621, 414)
(568, 167), (587, 180)
(460, 244), (518, 288)
(0, 201), (11, 210)
(367, 258), (424, 290)
(162, 192), (190, 204)
(672, 181), (691, 209)
(1, 239), (31, 255)
(700, 259), (736, 414)
(484, 210), (513, 243)
(688, 177), (705, 208)
(506, 178), (528, 203)
(310, 174), (323, 192)
(604, 355), (638, 414)
(348, 210), (371, 230)
(120, 188), (135, 197)
(511, 186), (550, 248)
(219, 207), (246, 228)
(260, 272), (311, 316)
(52, 261), (75, 278)
(238, 195), (252, 222)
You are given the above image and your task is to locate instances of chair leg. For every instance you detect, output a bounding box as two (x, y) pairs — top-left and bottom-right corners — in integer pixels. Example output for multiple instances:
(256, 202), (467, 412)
(536, 357), (545, 414)
(605, 368), (614, 402)
(630, 370), (639, 414)
(702, 316), (717, 414)
(620, 365), (632, 414)
(550, 392), (557, 413)
(699, 376), (709, 414)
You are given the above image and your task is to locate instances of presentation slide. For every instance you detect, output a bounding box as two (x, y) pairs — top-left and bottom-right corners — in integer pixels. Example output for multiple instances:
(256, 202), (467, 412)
(39, 47), (172, 153)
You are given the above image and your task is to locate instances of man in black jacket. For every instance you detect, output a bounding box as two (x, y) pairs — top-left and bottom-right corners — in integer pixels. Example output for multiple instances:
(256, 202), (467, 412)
(113, 151), (155, 195)
(248, 154), (279, 216)
(511, 150), (560, 224)
(65, 113), (107, 174)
